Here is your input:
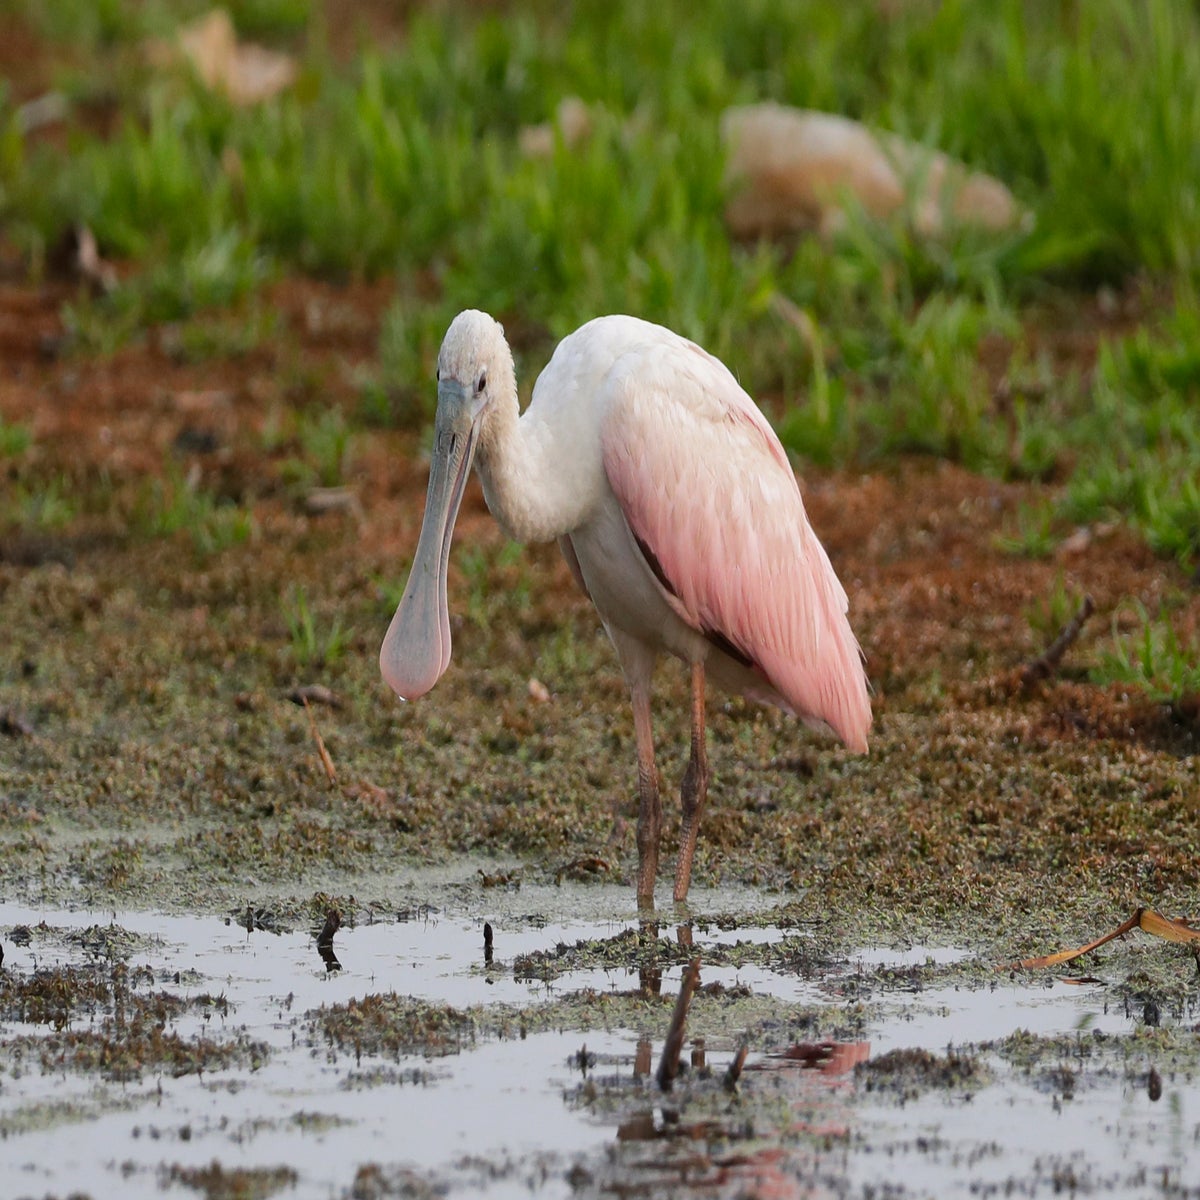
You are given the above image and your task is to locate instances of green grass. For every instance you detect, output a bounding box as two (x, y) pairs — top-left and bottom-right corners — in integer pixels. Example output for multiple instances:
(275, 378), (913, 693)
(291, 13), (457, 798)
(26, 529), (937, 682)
(167, 303), (280, 363)
(3, 476), (78, 531)
(1, 0), (1199, 569)
(1093, 604), (1200, 706)
(296, 407), (353, 488)
(460, 540), (530, 631)
(0, 416), (33, 458)
(284, 585), (348, 669)
(1023, 573), (1090, 646)
(134, 471), (256, 556)
(7, 1), (1200, 289)
(1046, 301), (1200, 567)
(275, 406), (355, 491)
(12, 0), (312, 49)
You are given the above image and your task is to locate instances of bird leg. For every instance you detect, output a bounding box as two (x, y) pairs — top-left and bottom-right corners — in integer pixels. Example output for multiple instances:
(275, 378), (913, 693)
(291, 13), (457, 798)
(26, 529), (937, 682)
(673, 661), (709, 903)
(632, 683), (662, 909)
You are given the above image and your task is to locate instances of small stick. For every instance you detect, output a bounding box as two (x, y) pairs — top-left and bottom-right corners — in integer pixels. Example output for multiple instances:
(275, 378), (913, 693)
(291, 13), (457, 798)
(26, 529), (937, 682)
(1021, 594), (1095, 690)
(724, 1043), (749, 1092)
(302, 695), (337, 785)
(656, 956), (701, 1091)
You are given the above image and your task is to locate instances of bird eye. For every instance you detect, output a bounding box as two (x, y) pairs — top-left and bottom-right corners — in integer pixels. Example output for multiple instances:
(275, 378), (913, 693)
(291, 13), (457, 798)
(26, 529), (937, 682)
(475, 372), (487, 396)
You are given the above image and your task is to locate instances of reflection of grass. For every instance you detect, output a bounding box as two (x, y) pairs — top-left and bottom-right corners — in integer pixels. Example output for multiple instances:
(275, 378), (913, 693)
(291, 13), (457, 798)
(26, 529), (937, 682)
(1094, 604), (1200, 706)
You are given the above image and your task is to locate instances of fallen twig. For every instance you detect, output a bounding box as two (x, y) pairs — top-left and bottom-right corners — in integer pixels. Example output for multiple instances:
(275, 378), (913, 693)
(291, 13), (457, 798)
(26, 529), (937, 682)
(1020, 594), (1095, 690)
(657, 956), (701, 1091)
(301, 696), (337, 786)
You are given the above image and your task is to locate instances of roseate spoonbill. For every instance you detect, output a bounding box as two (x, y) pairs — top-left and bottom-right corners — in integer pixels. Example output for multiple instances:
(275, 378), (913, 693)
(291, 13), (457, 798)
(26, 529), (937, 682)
(381, 310), (870, 908)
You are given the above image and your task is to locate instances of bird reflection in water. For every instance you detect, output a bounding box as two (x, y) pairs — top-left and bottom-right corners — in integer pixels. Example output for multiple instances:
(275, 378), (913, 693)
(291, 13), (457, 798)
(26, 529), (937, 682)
(316, 909), (342, 973)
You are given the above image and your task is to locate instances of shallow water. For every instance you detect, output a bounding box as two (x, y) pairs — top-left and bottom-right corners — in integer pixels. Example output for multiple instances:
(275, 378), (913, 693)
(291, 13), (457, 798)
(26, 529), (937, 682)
(0, 896), (1195, 1199)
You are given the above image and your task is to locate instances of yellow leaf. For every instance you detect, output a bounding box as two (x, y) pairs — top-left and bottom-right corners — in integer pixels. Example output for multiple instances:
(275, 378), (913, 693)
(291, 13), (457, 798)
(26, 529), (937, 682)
(1010, 907), (1200, 971)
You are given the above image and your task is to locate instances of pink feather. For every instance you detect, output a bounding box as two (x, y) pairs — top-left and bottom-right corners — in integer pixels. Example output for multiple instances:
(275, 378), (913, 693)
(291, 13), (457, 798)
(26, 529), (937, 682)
(600, 337), (870, 752)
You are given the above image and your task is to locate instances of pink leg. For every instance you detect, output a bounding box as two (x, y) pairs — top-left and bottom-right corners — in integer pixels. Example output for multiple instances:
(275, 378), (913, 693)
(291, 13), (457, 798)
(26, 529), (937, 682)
(632, 682), (662, 909)
(673, 661), (709, 903)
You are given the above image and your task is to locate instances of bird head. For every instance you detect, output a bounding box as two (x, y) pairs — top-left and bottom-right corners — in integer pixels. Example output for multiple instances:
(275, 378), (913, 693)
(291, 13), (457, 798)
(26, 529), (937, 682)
(378, 310), (511, 700)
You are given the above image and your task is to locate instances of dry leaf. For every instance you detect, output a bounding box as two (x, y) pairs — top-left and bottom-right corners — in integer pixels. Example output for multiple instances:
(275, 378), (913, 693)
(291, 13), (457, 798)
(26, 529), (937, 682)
(527, 677), (551, 703)
(1138, 908), (1200, 945)
(1012, 907), (1200, 970)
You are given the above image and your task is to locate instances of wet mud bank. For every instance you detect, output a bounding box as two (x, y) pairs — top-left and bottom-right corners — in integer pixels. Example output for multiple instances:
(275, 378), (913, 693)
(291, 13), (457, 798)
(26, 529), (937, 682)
(1, 881), (1196, 1199)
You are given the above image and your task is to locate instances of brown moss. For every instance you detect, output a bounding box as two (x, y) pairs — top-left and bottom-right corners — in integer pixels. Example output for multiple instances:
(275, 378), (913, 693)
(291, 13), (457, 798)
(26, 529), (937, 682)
(161, 1162), (298, 1200)
(0, 276), (1196, 965)
(308, 994), (473, 1060)
(857, 1047), (987, 1100)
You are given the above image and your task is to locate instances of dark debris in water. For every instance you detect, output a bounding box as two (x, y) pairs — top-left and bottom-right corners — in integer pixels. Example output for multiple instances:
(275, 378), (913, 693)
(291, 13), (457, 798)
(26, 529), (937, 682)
(0, 960), (253, 1080)
(509, 921), (844, 986)
(348, 1163), (447, 1200)
(0, 962), (119, 1029)
(309, 994), (473, 1061)
(161, 1160), (298, 1200)
(22, 1008), (265, 1083)
(855, 1046), (988, 1101)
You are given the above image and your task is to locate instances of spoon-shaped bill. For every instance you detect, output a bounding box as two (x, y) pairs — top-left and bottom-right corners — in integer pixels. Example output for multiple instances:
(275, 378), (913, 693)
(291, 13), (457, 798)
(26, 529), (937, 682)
(380, 395), (478, 699)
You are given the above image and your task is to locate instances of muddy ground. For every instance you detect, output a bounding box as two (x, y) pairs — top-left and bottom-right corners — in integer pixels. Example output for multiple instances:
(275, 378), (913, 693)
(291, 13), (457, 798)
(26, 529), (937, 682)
(0, 10), (1195, 1200)
(1, 265), (1198, 1197)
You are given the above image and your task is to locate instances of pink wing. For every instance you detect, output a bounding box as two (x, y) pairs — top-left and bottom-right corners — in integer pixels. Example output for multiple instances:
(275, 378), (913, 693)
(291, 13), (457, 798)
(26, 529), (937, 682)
(600, 336), (870, 752)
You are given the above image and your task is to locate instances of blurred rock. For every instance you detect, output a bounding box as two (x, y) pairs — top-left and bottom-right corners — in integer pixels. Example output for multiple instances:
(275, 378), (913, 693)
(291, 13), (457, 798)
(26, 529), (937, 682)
(304, 487), (364, 522)
(722, 103), (1028, 240)
(149, 9), (296, 106)
(14, 92), (69, 136)
(519, 97), (593, 158)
